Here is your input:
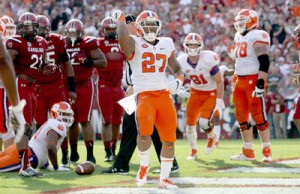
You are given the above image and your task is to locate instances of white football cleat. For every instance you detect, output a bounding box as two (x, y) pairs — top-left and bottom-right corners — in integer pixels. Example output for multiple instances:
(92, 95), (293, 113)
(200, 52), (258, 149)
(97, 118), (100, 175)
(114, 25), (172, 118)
(230, 148), (256, 161)
(158, 178), (178, 189)
(187, 149), (198, 160)
(205, 133), (217, 155)
(136, 165), (149, 187)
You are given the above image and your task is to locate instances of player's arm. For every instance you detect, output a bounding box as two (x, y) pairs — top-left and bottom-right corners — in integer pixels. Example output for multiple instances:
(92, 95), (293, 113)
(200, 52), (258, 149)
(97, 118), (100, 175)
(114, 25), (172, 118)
(168, 53), (182, 76)
(61, 52), (77, 104)
(212, 69), (224, 99)
(253, 41), (270, 93)
(0, 40), (19, 106)
(224, 69), (234, 76)
(113, 10), (135, 59)
(47, 130), (60, 170)
(90, 48), (107, 68)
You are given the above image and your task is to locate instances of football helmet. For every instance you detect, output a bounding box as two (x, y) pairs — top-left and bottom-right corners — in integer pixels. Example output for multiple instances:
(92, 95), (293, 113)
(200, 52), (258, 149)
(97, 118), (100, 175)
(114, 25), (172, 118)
(17, 12), (38, 41)
(136, 10), (161, 42)
(36, 15), (51, 39)
(0, 16), (16, 39)
(100, 17), (117, 40)
(65, 19), (84, 46)
(293, 24), (300, 48)
(183, 33), (204, 56)
(50, 101), (74, 127)
(234, 9), (259, 34)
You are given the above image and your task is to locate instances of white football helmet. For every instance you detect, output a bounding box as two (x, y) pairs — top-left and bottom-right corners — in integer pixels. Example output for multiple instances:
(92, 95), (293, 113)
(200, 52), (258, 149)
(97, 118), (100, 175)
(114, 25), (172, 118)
(136, 10), (161, 42)
(50, 102), (74, 127)
(183, 33), (204, 56)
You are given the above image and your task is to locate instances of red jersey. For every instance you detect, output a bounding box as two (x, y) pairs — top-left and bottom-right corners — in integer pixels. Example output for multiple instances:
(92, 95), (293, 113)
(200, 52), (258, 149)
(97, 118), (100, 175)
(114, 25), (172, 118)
(97, 38), (125, 85)
(35, 33), (66, 84)
(6, 35), (48, 79)
(65, 36), (99, 82)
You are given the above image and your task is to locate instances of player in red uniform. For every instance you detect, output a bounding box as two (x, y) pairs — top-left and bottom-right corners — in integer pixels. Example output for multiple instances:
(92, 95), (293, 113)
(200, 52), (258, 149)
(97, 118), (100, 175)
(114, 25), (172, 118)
(35, 15), (76, 166)
(6, 12), (48, 176)
(97, 17), (126, 162)
(64, 19), (107, 164)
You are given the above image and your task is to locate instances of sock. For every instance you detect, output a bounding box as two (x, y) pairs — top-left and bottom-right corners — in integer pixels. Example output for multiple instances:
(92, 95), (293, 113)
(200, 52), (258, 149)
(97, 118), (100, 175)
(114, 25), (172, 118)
(262, 142), (271, 148)
(207, 128), (215, 138)
(111, 139), (117, 155)
(214, 125), (221, 142)
(104, 141), (111, 149)
(186, 125), (197, 150)
(85, 140), (94, 157)
(70, 142), (78, 156)
(160, 156), (173, 181)
(19, 149), (29, 170)
(244, 142), (253, 149)
(138, 148), (150, 166)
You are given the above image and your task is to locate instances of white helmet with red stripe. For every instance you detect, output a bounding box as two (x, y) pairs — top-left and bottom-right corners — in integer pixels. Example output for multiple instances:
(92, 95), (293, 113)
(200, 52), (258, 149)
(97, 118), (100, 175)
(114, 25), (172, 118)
(0, 16), (16, 39)
(136, 10), (161, 42)
(183, 33), (204, 56)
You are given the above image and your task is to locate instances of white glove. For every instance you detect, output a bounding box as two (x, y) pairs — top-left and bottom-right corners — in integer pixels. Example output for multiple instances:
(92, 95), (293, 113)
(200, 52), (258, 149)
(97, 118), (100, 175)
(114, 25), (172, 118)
(111, 10), (125, 22)
(9, 99), (26, 143)
(214, 98), (225, 119)
(176, 86), (190, 98)
(252, 86), (264, 97)
(167, 78), (183, 95)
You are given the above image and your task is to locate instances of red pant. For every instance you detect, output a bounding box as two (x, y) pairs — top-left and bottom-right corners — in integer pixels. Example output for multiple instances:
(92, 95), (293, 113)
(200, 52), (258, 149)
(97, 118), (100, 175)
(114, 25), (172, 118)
(98, 83), (125, 125)
(17, 78), (37, 125)
(294, 97), (300, 119)
(0, 88), (9, 133)
(35, 81), (66, 125)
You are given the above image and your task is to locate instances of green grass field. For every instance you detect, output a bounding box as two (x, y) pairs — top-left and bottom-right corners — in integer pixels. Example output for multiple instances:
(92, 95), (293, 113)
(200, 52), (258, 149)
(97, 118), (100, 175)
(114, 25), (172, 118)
(0, 139), (300, 193)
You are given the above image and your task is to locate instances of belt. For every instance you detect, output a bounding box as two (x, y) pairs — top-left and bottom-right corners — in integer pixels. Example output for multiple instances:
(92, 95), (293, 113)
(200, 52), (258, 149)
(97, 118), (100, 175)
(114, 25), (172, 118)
(17, 74), (36, 83)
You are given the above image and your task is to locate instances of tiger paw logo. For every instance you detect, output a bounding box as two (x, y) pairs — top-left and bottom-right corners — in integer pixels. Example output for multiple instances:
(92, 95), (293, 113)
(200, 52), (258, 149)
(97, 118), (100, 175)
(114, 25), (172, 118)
(262, 33), (268, 39)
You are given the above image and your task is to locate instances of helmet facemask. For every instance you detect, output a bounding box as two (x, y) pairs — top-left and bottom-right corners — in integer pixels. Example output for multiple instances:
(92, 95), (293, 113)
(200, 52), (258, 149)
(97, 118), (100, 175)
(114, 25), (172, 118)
(37, 25), (50, 39)
(5, 24), (16, 38)
(18, 22), (38, 41)
(184, 43), (202, 56)
(57, 111), (74, 127)
(234, 16), (247, 34)
(66, 28), (83, 46)
(104, 27), (117, 40)
(138, 20), (161, 42)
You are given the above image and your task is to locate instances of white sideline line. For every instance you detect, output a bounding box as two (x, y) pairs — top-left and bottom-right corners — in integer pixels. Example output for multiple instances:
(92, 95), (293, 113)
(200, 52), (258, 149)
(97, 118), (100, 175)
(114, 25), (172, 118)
(66, 187), (300, 194)
(66, 178), (300, 194)
(219, 167), (300, 173)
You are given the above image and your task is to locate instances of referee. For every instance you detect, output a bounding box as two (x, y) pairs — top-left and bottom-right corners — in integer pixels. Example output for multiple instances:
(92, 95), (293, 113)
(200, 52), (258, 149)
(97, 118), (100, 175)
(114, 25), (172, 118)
(101, 14), (179, 174)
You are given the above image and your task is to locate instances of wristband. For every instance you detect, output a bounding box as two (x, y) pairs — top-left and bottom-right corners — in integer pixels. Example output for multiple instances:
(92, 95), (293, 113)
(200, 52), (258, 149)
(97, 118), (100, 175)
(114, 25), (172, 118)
(67, 76), (76, 93)
(53, 164), (59, 171)
(118, 15), (126, 22)
(83, 58), (94, 67)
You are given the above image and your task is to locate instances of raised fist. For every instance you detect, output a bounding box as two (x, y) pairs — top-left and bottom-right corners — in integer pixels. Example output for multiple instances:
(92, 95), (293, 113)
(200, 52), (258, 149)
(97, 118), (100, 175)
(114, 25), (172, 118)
(111, 10), (125, 22)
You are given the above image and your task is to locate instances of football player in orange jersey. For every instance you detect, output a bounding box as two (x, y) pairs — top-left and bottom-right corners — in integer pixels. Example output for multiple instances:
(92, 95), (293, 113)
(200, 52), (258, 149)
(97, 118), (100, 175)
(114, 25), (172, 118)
(0, 101), (73, 173)
(230, 9), (272, 162)
(112, 10), (185, 188)
(97, 17), (126, 162)
(178, 33), (224, 159)
(0, 16), (17, 150)
(292, 24), (300, 131)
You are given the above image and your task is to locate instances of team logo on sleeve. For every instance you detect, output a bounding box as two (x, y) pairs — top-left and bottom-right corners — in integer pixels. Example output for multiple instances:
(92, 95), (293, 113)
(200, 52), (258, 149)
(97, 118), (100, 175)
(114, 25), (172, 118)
(58, 124), (64, 131)
(7, 42), (12, 48)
